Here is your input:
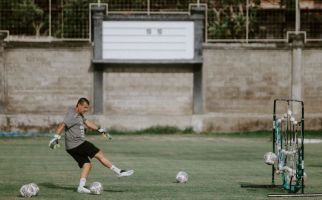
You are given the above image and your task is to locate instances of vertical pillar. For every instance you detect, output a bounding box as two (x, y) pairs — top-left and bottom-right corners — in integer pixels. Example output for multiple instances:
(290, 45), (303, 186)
(0, 32), (7, 113)
(193, 65), (203, 114)
(91, 6), (106, 114)
(290, 33), (305, 113)
(93, 69), (103, 114)
(191, 6), (205, 114)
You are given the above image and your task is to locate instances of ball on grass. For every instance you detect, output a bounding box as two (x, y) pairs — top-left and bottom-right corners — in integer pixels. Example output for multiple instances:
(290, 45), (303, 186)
(90, 182), (103, 195)
(176, 171), (188, 183)
(20, 183), (39, 198)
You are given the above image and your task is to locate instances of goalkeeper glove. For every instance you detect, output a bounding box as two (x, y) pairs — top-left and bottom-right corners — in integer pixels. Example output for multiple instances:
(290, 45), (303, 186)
(49, 134), (61, 149)
(98, 128), (107, 134)
(98, 128), (112, 140)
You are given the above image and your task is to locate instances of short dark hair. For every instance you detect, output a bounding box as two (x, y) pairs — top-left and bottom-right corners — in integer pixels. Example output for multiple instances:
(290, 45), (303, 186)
(77, 97), (90, 106)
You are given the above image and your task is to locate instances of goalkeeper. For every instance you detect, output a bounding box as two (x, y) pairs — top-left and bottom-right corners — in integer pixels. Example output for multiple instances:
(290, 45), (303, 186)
(49, 97), (134, 194)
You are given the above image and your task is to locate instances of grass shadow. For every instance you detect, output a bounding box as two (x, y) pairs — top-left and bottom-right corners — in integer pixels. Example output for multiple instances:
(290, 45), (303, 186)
(240, 182), (282, 189)
(307, 164), (322, 168)
(103, 189), (125, 193)
(39, 182), (75, 191)
(39, 182), (125, 193)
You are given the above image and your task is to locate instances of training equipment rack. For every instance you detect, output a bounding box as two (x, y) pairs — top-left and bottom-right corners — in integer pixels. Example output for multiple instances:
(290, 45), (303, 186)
(242, 98), (322, 197)
(267, 98), (304, 196)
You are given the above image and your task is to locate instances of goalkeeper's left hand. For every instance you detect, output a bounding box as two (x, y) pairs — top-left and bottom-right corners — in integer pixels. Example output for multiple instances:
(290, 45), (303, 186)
(98, 128), (112, 140)
(49, 134), (61, 149)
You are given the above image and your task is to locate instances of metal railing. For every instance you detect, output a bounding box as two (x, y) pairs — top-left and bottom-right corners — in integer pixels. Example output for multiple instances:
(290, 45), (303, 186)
(0, 0), (321, 43)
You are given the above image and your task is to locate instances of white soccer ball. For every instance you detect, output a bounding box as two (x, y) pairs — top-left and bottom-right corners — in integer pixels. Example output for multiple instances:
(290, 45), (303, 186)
(20, 183), (39, 198)
(287, 109), (292, 116)
(176, 171), (188, 183)
(90, 182), (103, 195)
(264, 152), (277, 165)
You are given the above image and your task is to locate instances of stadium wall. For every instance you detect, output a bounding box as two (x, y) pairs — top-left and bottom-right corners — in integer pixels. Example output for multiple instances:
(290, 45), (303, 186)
(1, 41), (322, 132)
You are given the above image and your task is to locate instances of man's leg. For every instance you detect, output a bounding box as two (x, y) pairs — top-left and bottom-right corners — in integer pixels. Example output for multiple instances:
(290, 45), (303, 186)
(94, 151), (112, 168)
(94, 150), (134, 177)
(81, 163), (92, 178)
(77, 163), (92, 194)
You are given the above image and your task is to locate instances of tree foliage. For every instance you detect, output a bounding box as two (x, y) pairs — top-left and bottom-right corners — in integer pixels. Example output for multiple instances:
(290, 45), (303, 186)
(12, 0), (45, 37)
(0, 0), (47, 37)
(207, 0), (260, 39)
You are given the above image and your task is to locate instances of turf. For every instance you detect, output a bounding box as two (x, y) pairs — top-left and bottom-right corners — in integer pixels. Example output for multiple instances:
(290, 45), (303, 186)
(1, 134), (322, 200)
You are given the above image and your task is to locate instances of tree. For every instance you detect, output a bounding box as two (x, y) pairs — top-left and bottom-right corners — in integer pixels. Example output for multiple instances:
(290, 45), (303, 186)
(207, 0), (260, 39)
(12, 0), (45, 37)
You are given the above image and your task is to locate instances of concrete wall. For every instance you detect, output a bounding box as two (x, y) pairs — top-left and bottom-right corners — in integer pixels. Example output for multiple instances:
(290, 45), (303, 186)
(201, 44), (292, 131)
(303, 49), (322, 113)
(0, 42), (194, 131)
(1, 42), (322, 132)
(101, 66), (194, 130)
(204, 44), (291, 114)
(104, 67), (193, 115)
(3, 43), (93, 114)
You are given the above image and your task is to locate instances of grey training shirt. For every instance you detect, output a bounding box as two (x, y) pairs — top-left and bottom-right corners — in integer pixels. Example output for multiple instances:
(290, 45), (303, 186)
(63, 107), (87, 150)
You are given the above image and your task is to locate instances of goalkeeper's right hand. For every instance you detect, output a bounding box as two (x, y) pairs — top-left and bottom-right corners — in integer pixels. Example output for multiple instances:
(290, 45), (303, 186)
(49, 134), (61, 149)
(98, 128), (112, 140)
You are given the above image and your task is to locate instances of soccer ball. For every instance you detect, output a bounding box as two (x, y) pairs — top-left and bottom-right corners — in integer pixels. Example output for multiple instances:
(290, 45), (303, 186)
(90, 182), (103, 195)
(20, 183), (39, 198)
(264, 152), (277, 165)
(176, 171), (188, 183)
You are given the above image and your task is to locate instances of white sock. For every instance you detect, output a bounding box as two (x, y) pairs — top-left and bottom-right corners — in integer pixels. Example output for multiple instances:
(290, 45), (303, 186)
(79, 178), (86, 188)
(111, 165), (121, 174)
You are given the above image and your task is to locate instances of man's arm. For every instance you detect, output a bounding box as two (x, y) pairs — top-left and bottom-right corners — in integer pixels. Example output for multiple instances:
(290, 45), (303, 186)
(85, 120), (99, 131)
(49, 122), (65, 149)
(56, 122), (65, 135)
(85, 120), (111, 140)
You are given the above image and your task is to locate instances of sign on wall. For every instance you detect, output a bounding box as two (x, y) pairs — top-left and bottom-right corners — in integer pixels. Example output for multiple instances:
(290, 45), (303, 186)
(102, 21), (194, 60)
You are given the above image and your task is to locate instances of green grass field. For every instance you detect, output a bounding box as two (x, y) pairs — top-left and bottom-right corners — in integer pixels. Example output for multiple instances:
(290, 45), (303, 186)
(1, 134), (322, 200)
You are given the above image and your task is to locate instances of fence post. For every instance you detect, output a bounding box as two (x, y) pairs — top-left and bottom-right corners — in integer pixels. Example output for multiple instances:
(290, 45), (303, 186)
(49, 0), (52, 38)
(246, 0), (249, 43)
(147, 0), (150, 15)
(295, 0), (300, 33)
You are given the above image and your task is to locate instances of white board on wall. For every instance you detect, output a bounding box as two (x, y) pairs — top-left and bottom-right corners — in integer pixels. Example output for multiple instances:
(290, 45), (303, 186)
(102, 21), (194, 60)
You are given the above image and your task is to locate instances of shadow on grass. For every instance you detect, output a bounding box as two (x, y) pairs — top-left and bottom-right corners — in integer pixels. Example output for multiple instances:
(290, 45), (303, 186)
(39, 182), (75, 191)
(307, 164), (322, 168)
(240, 182), (285, 194)
(240, 182), (282, 189)
(39, 182), (125, 193)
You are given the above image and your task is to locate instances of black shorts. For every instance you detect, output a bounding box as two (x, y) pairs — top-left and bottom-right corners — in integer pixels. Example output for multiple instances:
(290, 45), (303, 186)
(66, 141), (100, 168)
